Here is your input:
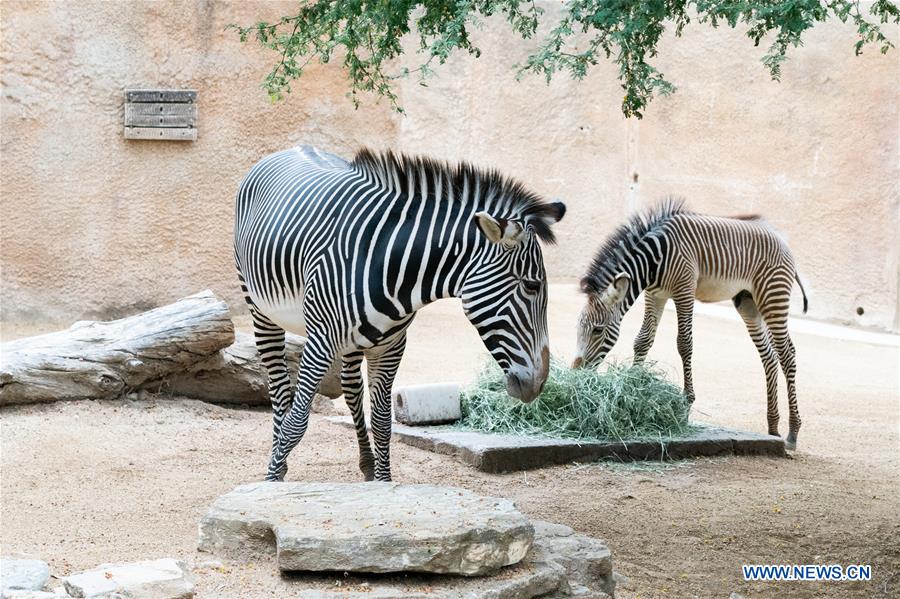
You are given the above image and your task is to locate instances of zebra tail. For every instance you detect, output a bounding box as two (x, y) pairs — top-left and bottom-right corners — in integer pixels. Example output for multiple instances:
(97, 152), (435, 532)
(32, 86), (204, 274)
(795, 271), (809, 314)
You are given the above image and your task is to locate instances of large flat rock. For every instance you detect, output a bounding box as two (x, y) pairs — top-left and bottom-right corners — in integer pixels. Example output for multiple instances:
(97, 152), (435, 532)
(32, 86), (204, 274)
(326, 417), (785, 472)
(286, 520), (614, 598)
(198, 482), (534, 576)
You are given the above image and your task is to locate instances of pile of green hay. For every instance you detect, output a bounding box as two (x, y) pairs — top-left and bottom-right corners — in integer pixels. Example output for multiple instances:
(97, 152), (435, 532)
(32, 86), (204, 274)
(458, 359), (694, 442)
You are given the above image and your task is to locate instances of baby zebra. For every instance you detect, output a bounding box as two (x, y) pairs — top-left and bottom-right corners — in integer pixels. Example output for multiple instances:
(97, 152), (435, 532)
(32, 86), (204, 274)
(573, 199), (808, 449)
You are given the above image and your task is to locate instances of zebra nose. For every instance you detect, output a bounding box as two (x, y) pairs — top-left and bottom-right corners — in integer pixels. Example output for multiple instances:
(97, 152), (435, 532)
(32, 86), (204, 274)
(572, 356), (584, 369)
(506, 372), (523, 399)
(506, 371), (540, 404)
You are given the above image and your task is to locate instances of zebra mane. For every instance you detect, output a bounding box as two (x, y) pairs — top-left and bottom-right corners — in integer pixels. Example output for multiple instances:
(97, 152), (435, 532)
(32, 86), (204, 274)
(582, 197), (688, 294)
(352, 148), (564, 243)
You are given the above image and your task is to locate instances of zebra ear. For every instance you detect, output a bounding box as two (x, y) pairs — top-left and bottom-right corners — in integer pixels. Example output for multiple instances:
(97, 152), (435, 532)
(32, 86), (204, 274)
(475, 212), (524, 246)
(525, 200), (566, 244)
(603, 273), (630, 305)
(550, 201), (566, 222)
(529, 200), (566, 227)
(580, 276), (601, 294)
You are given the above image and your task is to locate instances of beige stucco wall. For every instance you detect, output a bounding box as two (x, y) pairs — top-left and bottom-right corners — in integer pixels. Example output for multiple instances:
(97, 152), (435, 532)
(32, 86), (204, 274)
(2, 1), (898, 330)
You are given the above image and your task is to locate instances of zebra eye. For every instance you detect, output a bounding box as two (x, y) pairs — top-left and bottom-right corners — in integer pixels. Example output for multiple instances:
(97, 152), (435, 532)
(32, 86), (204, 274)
(522, 279), (542, 295)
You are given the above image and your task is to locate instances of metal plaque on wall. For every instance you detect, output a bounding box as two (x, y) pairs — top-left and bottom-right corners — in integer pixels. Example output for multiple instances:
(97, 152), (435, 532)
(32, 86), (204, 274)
(124, 89), (197, 141)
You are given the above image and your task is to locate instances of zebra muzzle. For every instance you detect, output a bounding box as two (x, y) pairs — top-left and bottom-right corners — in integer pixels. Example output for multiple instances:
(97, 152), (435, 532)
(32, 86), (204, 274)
(506, 371), (542, 404)
(509, 346), (550, 403)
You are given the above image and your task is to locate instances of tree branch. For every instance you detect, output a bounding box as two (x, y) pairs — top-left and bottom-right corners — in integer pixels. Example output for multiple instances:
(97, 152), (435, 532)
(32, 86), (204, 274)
(230, 0), (900, 118)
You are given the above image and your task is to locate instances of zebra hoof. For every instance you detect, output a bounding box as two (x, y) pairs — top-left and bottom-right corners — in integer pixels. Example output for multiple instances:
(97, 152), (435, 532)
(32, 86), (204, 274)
(265, 464), (288, 482)
(360, 463), (375, 482)
(785, 432), (798, 451)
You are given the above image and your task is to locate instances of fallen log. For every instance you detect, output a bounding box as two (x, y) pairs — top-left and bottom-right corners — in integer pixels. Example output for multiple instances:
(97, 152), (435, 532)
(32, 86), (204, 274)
(0, 291), (234, 406)
(162, 331), (342, 404)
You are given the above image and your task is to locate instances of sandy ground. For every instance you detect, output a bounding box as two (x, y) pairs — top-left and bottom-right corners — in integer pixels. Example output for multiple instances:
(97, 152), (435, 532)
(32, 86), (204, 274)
(2, 285), (899, 598)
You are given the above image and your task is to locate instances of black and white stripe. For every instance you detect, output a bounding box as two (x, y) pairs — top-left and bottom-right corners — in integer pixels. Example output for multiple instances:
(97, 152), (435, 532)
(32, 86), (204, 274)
(235, 146), (565, 481)
(573, 199), (807, 449)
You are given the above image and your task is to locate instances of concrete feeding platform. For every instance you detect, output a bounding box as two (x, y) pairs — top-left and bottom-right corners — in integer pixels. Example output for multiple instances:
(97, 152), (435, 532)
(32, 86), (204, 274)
(325, 417), (785, 472)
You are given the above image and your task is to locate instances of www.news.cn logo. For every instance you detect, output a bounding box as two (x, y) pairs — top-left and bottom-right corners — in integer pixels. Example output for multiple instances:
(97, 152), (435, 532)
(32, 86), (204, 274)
(742, 564), (872, 581)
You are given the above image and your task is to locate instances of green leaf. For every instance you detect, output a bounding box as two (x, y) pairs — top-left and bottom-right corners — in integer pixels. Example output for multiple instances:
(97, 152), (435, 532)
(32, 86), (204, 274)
(232, 0), (900, 117)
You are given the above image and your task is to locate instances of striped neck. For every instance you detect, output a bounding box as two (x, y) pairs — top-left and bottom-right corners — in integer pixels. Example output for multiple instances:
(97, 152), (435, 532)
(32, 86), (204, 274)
(349, 148), (560, 314)
(372, 182), (494, 315)
(617, 234), (667, 309)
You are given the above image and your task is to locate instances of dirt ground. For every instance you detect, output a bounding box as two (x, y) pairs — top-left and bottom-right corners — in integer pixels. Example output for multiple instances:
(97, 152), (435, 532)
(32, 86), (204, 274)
(2, 285), (898, 598)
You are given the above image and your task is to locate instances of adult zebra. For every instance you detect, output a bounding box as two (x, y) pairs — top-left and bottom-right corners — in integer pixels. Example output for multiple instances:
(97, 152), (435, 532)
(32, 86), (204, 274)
(235, 145), (565, 481)
(572, 199), (807, 449)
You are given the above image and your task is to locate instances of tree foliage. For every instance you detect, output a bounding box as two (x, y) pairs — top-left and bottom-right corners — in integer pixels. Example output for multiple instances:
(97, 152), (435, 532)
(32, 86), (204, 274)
(232, 1), (900, 118)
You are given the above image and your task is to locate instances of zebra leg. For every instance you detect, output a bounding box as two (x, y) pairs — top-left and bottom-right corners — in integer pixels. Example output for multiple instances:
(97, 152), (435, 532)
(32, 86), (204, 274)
(341, 351), (376, 481)
(250, 310), (293, 460)
(266, 336), (337, 481)
(765, 315), (801, 450)
(733, 291), (781, 437)
(365, 332), (408, 482)
(633, 293), (666, 363)
(673, 294), (696, 405)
